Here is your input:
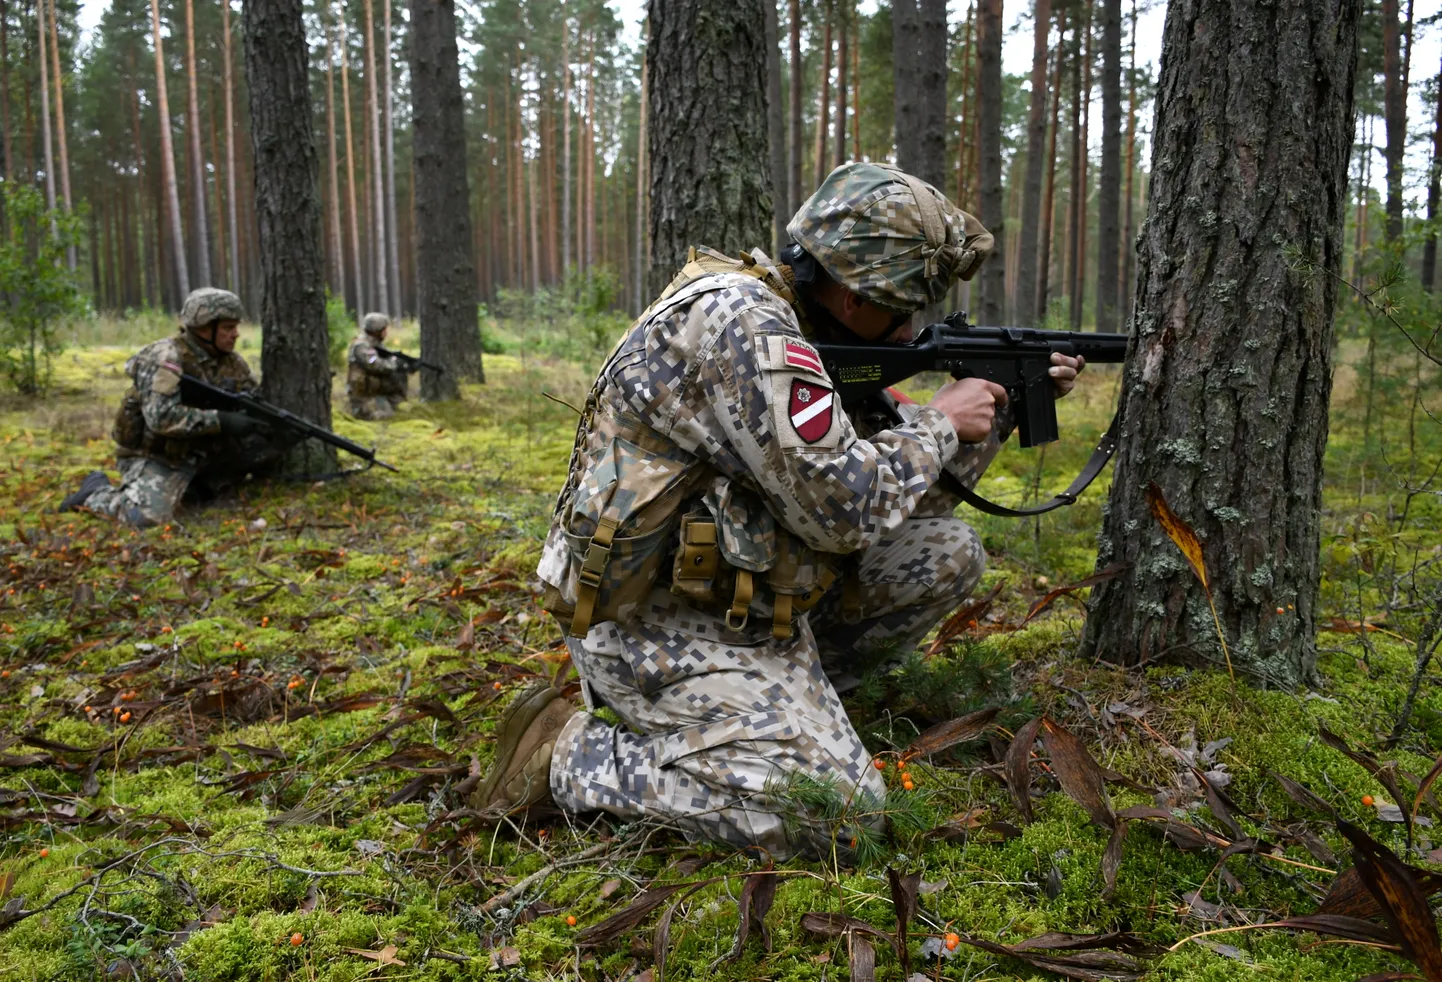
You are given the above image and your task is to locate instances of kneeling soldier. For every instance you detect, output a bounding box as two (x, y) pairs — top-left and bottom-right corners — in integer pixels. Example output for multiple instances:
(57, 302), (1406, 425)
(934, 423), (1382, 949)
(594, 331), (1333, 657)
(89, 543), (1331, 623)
(58, 288), (293, 527)
(347, 313), (409, 420)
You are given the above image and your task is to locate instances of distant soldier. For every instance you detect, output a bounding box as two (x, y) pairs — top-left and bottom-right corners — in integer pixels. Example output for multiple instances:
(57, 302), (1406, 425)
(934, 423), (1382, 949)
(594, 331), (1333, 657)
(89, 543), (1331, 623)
(347, 313), (409, 420)
(58, 288), (293, 527)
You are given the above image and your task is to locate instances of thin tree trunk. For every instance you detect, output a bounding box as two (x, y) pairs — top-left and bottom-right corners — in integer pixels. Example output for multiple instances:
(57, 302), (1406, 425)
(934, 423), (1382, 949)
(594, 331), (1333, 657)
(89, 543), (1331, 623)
(833, 0), (847, 168)
(340, 19), (363, 312)
(208, 86), (226, 288)
(765, 0), (786, 250)
(0, 0), (11, 188)
(411, 0), (481, 392)
(787, 0), (801, 209)
(150, 0), (189, 297)
(1082, 0), (1360, 681)
(37, 0), (55, 224)
(325, 20), (344, 299)
(1065, 2), (1085, 327)
(647, 0), (772, 297)
(1353, 114), (1369, 282)
(244, 0), (334, 470)
(585, 42), (595, 269)
(893, 0), (917, 176)
(1095, 0), (1121, 332)
(1381, 0), (1404, 242)
(1072, 0), (1093, 330)
(46, 0), (72, 266)
(222, 0), (240, 291)
(955, 2), (974, 206)
(363, 0), (387, 314)
(814, 2), (831, 188)
(1037, 3), (1065, 319)
(384, 0), (400, 315)
(975, 0), (1003, 323)
(914, 0), (948, 188)
(184, 0), (211, 284)
(851, 10), (860, 160)
(561, 15), (570, 272)
(1422, 53), (1442, 293)
(1015, 0), (1050, 326)
(1120, 0), (1137, 320)
(634, 19), (648, 310)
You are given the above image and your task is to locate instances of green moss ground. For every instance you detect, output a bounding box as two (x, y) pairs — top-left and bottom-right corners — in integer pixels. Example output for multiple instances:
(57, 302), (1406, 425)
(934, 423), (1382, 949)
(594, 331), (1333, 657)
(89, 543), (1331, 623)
(0, 322), (1436, 980)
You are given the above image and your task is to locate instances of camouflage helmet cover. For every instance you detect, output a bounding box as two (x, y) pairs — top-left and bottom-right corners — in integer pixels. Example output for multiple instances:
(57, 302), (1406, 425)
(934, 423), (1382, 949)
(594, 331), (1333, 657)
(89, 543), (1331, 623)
(180, 288), (245, 329)
(361, 312), (390, 335)
(786, 162), (994, 313)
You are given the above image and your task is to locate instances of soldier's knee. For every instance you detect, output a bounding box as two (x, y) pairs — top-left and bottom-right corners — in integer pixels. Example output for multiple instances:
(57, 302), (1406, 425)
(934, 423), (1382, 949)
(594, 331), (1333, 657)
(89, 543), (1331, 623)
(920, 524), (986, 604)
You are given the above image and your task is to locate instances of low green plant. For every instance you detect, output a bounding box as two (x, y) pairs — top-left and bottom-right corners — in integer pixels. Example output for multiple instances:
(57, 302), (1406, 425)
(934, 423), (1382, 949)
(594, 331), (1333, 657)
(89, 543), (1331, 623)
(0, 184), (87, 394)
(324, 291), (353, 368)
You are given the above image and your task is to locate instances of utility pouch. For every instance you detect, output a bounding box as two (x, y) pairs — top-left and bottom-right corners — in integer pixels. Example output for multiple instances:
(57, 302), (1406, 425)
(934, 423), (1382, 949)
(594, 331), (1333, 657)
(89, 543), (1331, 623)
(111, 391), (146, 451)
(670, 511), (720, 604)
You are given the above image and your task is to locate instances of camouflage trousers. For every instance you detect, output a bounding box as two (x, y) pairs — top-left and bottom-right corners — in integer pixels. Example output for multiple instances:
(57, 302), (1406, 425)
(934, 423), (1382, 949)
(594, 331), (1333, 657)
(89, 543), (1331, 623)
(551, 508), (986, 859)
(84, 435), (292, 527)
(348, 374), (407, 420)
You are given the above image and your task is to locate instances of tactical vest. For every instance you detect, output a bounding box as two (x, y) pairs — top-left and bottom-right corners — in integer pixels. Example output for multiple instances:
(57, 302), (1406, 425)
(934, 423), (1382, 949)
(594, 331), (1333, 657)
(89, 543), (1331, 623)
(347, 337), (388, 397)
(112, 335), (242, 466)
(541, 247), (854, 641)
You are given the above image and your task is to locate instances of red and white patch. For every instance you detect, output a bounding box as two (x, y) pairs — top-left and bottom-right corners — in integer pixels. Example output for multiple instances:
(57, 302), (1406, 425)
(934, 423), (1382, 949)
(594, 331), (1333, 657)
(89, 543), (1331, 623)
(788, 379), (834, 444)
(782, 339), (825, 375)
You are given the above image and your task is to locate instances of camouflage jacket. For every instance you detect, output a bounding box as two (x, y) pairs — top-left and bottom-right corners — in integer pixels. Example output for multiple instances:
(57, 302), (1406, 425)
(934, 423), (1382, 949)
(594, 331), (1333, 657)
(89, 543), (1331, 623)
(538, 250), (1012, 638)
(112, 331), (257, 465)
(347, 335), (402, 396)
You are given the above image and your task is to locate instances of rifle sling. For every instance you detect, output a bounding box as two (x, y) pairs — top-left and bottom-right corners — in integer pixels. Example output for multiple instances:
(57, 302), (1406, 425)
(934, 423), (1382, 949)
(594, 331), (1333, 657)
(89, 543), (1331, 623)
(945, 411), (1121, 518)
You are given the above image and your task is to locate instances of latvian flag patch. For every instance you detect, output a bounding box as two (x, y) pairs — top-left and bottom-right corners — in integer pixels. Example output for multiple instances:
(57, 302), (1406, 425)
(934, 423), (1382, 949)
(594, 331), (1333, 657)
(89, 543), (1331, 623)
(789, 379), (834, 444)
(782, 338), (824, 375)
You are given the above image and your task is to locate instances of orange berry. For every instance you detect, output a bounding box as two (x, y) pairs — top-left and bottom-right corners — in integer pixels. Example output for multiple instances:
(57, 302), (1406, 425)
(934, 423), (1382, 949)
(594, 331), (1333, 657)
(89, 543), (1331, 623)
(493, 681), (503, 690)
(112, 707), (122, 715)
(231, 670), (239, 678)
(83, 706), (91, 713)
(120, 712), (131, 722)
(1362, 794), (1375, 807)
(902, 779), (915, 791)
(38, 848), (48, 858)
(849, 837), (858, 848)
(566, 915), (577, 926)
(261, 617), (269, 627)
(1276, 607), (1285, 615)
(161, 625), (172, 633)
(945, 933), (959, 951)
(1, 671), (9, 678)
(290, 932), (303, 946)
(873, 759), (886, 770)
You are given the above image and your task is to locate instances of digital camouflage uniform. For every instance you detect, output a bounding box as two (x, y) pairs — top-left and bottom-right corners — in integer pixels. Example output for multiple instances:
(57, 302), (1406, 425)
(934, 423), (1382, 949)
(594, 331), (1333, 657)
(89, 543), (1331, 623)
(347, 313), (407, 420)
(538, 163), (1003, 858)
(82, 290), (291, 527)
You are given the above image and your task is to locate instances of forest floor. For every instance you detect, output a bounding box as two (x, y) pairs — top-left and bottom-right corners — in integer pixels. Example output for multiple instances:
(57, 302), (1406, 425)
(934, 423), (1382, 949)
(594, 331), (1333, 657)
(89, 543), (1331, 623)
(0, 320), (1438, 981)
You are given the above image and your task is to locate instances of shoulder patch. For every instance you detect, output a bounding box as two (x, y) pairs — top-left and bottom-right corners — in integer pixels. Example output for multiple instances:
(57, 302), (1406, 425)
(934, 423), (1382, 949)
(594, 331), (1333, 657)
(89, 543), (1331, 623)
(787, 378), (835, 444)
(758, 335), (829, 379)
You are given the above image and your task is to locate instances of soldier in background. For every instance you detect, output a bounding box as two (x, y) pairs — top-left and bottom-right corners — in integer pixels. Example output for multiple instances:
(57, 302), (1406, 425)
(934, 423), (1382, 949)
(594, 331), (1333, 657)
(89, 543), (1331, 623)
(347, 313), (410, 420)
(58, 288), (293, 527)
(475, 163), (1088, 859)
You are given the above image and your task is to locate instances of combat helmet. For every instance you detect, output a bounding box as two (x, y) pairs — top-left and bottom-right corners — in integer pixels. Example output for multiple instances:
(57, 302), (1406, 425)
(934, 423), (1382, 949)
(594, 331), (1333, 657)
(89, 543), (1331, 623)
(180, 288), (245, 329)
(361, 312), (390, 336)
(787, 162), (993, 313)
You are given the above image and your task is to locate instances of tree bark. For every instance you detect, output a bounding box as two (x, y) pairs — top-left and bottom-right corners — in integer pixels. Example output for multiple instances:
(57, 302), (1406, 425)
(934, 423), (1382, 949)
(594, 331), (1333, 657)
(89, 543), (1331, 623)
(833, 0), (847, 168)
(1422, 54), (1442, 293)
(1095, 0), (1121, 332)
(325, 20), (345, 299)
(975, 0), (1003, 323)
(1381, 0), (1404, 242)
(223, 0), (241, 292)
(243, 0), (334, 469)
(340, 19), (363, 312)
(1080, 0), (1360, 684)
(634, 19), (648, 310)
(1015, 0), (1050, 327)
(411, 0), (481, 394)
(814, 2), (831, 188)
(184, 0), (211, 285)
(787, 0), (801, 210)
(45, 0), (72, 266)
(1121, 0), (1137, 319)
(764, 0), (786, 249)
(150, 0), (188, 297)
(36, 0), (54, 222)
(646, 0), (772, 298)
(1037, 4), (1066, 318)
(362, 0), (388, 315)
(561, 16), (571, 272)
(384, 0), (401, 316)
(1, 0), (11, 187)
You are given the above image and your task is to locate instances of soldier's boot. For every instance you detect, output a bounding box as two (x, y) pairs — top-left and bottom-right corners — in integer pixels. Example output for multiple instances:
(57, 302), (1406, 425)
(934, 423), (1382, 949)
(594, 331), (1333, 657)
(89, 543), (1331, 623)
(472, 683), (578, 812)
(58, 471), (112, 512)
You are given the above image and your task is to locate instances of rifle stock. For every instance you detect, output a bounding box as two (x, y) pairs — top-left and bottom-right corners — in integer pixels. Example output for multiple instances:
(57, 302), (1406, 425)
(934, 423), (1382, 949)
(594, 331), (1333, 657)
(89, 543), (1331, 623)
(165, 363), (398, 473)
(814, 312), (1129, 448)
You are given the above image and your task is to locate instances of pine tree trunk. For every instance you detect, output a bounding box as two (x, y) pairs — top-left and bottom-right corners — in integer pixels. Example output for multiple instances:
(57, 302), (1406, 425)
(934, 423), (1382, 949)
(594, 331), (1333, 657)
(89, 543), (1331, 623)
(384, 0), (400, 315)
(222, 0), (240, 291)
(1120, 0), (1137, 319)
(1015, 0), (1050, 326)
(851, 13), (860, 159)
(362, 0), (387, 315)
(1, 0), (11, 186)
(561, 17), (570, 273)
(814, 3), (830, 188)
(764, 0), (786, 249)
(1422, 54), (1442, 293)
(893, 0), (918, 177)
(634, 21), (648, 310)
(325, 20), (345, 299)
(150, 0), (188, 298)
(1064, 4), (1084, 328)
(1072, 1), (1092, 330)
(1381, 0), (1403, 242)
(411, 0), (481, 394)
(37, 0), (54, 221)
(975, 0), (1003, 323)
(915, 0), (947, 188)
(646, 0), (772, 297)
(954, 2), (974, 207)
(1080, 0), (1360, 684)
(243, 0), (334, 469)
(833, 0), (847, 168)
(787, 0), (801, 208)
(184, 0), (211, 285)
(340, 21), (363, 312)
(46, 0), (72, 267)
(1037, 6), (1065, 318)
(585, 45), (596, 269)
(1095, 0), (1121, 332)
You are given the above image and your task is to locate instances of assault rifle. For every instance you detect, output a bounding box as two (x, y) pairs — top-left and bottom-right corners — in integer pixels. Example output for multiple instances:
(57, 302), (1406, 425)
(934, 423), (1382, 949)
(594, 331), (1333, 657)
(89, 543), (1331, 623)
(165, 363), (399, 473)
(813, 312), (1129, 516)
(374, 345), (445, 375)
